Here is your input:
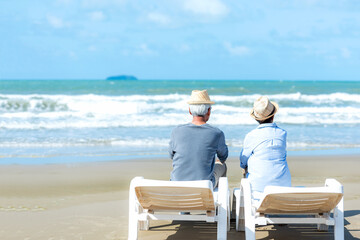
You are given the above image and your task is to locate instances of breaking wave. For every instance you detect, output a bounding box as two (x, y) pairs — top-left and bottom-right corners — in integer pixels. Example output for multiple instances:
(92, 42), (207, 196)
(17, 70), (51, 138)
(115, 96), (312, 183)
(1, 92), (360, 130)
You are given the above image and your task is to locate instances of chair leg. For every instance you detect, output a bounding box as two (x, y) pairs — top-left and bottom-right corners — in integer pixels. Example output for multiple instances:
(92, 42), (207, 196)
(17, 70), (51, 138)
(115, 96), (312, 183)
(334, 196), (344, 240)
(231, 189), (237, 220)
(234, 188), (245, 232)
(139, 220), (149, 231)
(317, 213), (329, 231)
(128, 215), (139, 240)
(244, 206), (255, 240)
(242, 179), (255, 240)
(227, 191), (231, 232)
(139, 207), (150, 231)
(128, 177), (143, 240)
(245, 221), (256, 240)
(217, 177), (228, 240)
(239, 188), (245, 232)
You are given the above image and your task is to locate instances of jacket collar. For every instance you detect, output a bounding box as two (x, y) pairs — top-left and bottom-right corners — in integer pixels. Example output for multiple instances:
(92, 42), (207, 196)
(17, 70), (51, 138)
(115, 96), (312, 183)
(257, 122), (277, 129)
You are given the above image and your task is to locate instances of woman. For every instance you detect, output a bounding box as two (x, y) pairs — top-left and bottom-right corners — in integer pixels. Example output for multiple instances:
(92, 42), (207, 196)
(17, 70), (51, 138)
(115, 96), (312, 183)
(240, 96), (291, 193)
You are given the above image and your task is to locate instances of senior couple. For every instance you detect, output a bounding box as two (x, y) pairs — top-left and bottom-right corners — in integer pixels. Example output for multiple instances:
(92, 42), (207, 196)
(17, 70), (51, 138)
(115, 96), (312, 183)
(169, 90), (291, 193)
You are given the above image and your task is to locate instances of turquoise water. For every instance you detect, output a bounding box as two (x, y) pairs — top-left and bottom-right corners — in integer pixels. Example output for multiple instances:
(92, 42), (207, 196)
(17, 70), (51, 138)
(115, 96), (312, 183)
(1, 79), (360, 164)
(1, 79), (359, 95)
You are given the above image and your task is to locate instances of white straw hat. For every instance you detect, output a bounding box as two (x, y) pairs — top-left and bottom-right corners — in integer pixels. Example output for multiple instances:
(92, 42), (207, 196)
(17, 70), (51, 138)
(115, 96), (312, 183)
(187, 90), (215, 105)
(250, 96), (278, 121)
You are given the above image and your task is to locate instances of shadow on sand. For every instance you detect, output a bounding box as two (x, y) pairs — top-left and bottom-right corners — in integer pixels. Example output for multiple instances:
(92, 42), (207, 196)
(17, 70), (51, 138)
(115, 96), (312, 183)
(143, 210), (359, 240)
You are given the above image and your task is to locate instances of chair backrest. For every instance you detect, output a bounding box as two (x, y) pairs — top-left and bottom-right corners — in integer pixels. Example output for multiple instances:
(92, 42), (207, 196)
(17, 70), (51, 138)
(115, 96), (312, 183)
(257, 186), (343, 214)
(134, 179), (215, 211)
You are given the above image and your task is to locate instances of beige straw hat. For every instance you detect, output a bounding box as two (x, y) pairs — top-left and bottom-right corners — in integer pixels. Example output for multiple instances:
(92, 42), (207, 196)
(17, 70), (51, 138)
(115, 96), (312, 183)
(250, 96), (279, 121)
(187, 90), (215, 105)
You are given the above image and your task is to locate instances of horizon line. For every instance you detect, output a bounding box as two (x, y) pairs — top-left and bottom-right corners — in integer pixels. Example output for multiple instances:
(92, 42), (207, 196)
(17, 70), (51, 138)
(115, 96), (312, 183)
(1, 78), (360, 82)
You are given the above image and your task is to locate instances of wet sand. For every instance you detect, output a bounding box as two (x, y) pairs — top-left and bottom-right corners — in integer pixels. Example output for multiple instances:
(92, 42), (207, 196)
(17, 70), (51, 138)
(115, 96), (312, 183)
(0, 155), (359, 239)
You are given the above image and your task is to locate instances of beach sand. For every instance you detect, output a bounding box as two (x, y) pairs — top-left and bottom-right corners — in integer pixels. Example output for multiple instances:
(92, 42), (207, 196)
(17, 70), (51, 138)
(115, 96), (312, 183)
(0, 155), (359, 240)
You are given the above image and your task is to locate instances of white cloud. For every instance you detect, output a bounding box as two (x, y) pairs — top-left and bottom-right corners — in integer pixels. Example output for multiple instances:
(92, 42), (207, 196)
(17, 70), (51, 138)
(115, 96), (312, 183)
(81, 0), (126, 8)
(56, 0), (73, 5)
(178, 44), (190, 52)
(136, 44), (156, 55)
(224, 42), (251, 56)
(90, 11), (105, 21)
(47, 15), (65, 28)
(147, 12), (170, 25)
(88, 45), (97, 51)
(69, 51), (77, 59)
(183, 0), (228, 16)
(340, 47), (351, 58)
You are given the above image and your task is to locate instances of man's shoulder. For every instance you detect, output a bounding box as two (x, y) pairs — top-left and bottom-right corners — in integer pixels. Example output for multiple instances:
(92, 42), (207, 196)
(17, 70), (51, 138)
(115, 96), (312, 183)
(173, 123), (191, 129)
(276, 126), (287, 138)
(171, 123), (191, 133)
(173, 123), (223, 134)
(203, 124), (223, 133)
(276, 124), (287, 132)
(272, 123), (287, 135)
(246, 123), (286, 139)
(244, 128), (257, 139)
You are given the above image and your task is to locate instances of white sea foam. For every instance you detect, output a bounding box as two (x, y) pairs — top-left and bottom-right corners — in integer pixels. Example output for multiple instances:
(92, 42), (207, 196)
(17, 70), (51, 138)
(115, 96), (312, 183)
(0, 138), (170, 148)
(1, 93), (360, 129)
(212, 92), (360, 104)
(1, 137), (359, 151)
(227, 140), (360, 150)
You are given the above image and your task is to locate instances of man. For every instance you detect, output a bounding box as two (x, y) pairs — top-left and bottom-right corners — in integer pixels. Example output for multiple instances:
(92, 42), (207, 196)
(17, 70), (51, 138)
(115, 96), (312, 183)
(240, 96), (291, 193)
(169, 90), (228, 189)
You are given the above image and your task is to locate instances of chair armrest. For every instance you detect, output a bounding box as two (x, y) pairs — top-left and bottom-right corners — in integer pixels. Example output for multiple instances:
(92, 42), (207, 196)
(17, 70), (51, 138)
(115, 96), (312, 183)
(240, 178), (253, 210)
(240, 178), (251, 195)
(218, 177), (229, 200)
(325, 178), (343, 194)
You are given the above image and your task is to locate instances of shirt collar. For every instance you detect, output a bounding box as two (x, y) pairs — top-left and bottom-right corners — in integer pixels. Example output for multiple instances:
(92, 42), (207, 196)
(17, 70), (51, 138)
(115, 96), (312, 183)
(256, 122), (277, 129)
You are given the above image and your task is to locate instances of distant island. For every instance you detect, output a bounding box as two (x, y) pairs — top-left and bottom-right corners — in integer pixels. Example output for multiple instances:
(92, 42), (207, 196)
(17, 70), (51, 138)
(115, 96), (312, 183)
(106, 75), (138, 81)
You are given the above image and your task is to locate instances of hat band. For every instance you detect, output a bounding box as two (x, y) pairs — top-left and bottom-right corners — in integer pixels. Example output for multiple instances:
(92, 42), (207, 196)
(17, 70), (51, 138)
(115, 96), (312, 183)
(255, 106), (275, 120)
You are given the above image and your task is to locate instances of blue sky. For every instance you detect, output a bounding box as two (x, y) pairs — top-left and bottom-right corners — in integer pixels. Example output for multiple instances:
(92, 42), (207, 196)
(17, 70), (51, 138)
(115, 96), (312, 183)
(1, 0), (360, 80)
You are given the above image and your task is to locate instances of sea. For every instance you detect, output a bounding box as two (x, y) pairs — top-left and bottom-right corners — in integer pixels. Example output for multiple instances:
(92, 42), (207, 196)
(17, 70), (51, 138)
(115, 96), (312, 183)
(1, 79), (360, 164)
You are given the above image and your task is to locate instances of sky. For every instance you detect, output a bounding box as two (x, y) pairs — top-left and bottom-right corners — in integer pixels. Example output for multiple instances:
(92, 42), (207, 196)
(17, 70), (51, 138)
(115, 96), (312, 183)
(0, 0), (360, 80)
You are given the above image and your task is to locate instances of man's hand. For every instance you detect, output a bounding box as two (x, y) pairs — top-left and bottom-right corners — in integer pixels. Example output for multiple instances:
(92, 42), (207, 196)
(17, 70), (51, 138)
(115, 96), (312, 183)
(243, 167), (248, 178)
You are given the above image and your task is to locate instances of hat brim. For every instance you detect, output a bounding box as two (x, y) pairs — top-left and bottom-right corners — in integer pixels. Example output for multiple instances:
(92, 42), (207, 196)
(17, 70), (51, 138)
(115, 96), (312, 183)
(187, 101), (215, 105)
(250, 101), (278, 120)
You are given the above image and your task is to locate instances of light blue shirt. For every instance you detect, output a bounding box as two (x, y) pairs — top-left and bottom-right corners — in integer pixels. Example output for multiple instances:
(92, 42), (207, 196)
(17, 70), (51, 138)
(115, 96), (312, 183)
(240, 123), (291, 192)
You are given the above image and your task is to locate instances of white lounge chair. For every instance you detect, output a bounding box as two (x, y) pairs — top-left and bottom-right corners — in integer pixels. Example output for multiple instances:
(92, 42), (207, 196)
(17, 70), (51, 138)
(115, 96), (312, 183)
(233, 178), (344, 240)
(128, 176), (230, 240)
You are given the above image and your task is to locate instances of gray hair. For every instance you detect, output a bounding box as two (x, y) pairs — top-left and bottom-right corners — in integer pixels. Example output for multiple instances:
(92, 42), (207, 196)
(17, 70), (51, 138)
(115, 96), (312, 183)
(189, 104), (211, 116)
